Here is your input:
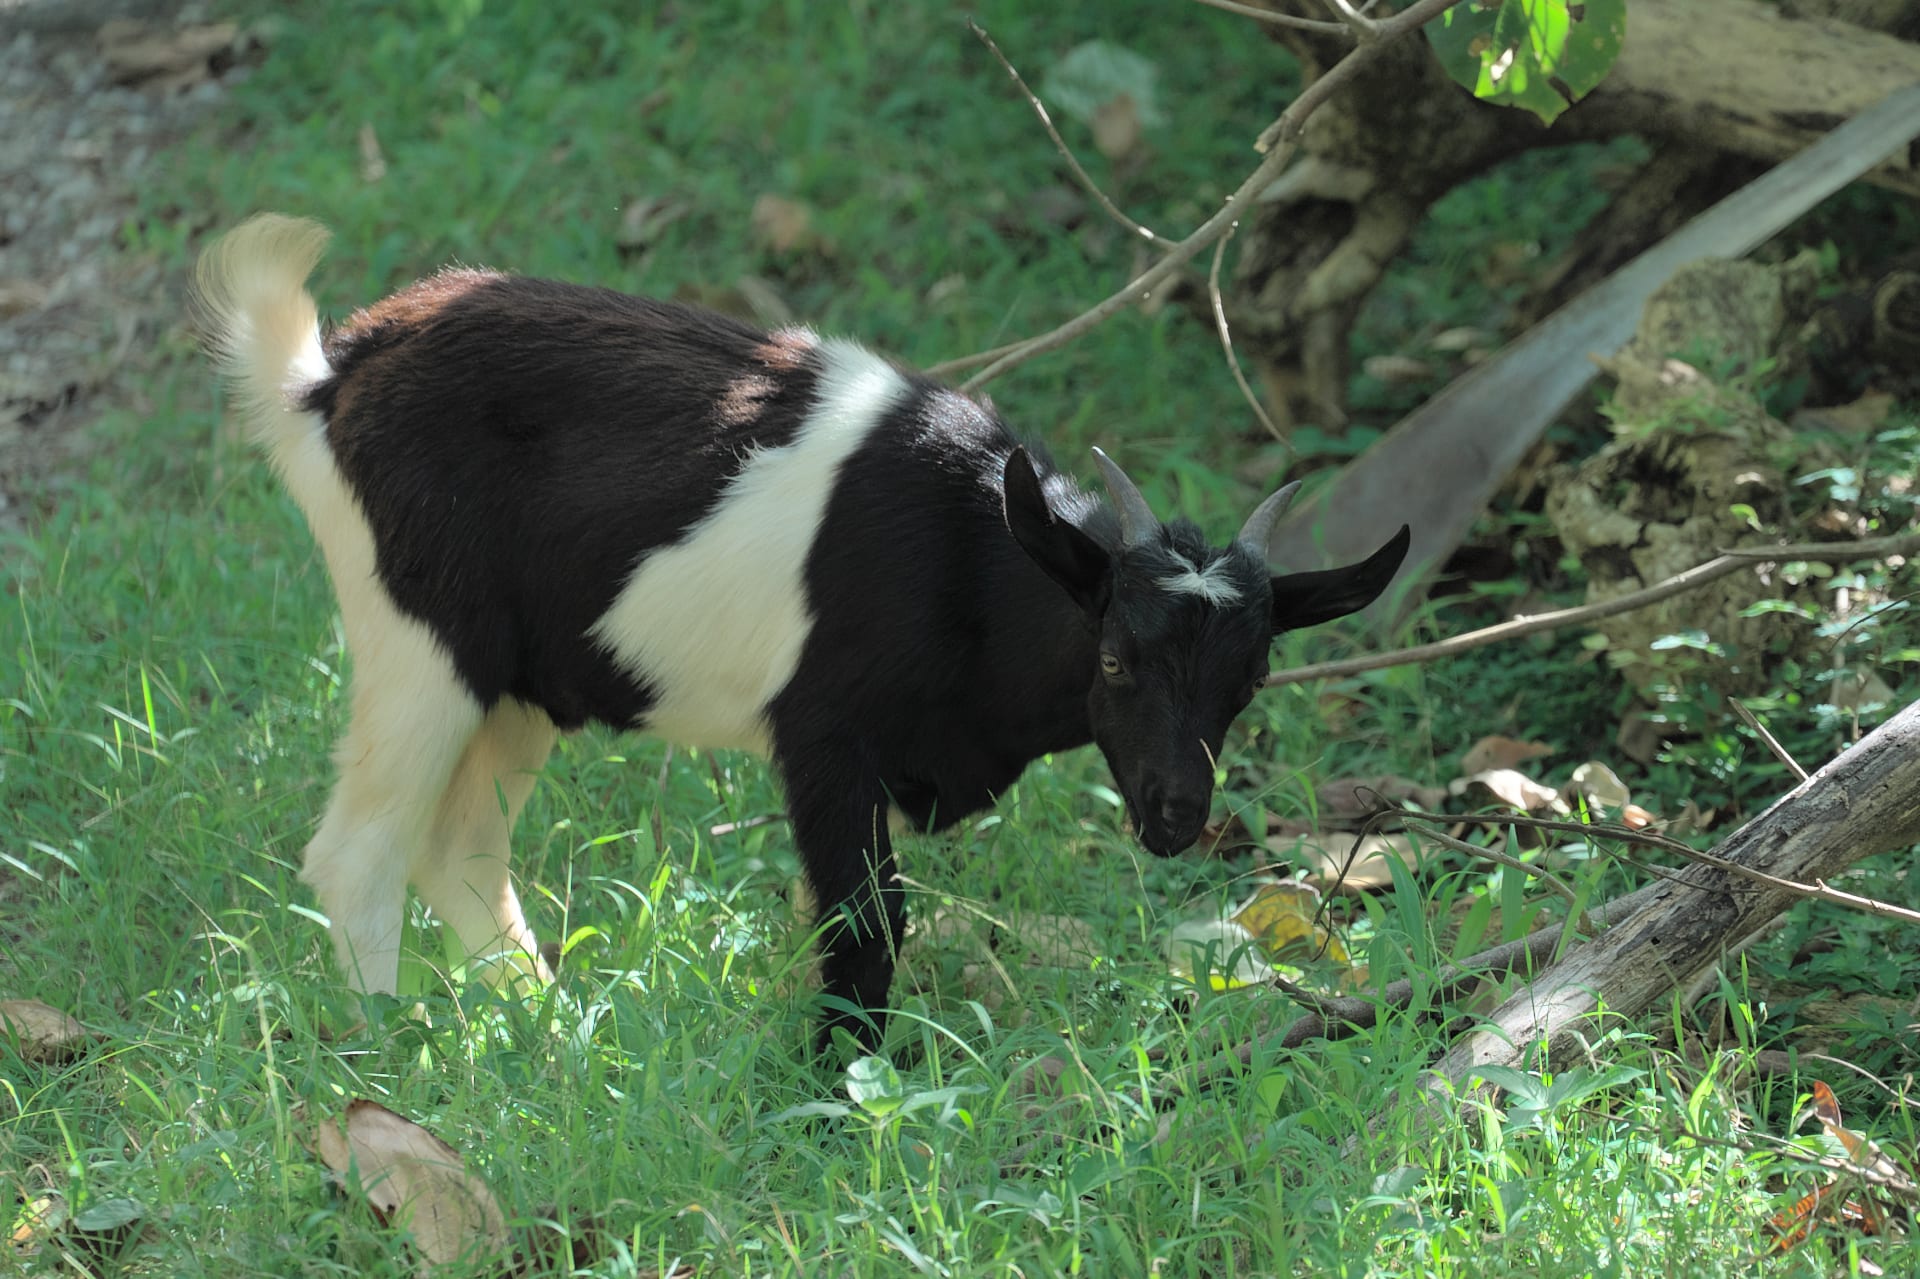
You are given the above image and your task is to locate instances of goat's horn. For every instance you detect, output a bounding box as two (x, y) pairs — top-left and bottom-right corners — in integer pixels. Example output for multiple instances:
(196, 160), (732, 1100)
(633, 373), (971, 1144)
(1091, 447), (1158, 548)
(1236, 480), (1301, 563)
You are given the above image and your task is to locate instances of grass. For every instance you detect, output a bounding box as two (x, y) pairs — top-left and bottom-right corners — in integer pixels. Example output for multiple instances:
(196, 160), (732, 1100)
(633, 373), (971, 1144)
(3, 1), (1916, 1275)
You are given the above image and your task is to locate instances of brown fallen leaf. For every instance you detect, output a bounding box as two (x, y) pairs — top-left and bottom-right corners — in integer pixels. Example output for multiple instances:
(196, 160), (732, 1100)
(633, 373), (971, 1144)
(1459, 735), (1556, 775)
(1450, 768), (1570, 816)
(1271, 830), (1424, 892)
(1091, 92), (1142, 161)
(9, 1194), (64, 1253)
(97, 20), (238, 91)
(1362, 354), (1434, 385)
(750, 194), (822, 255)
(1562, 760), (1631, 815)
(314, 1100), (508, 1273)
(0, 279), (50, 320)
(1315, 775), (1448, 827)
(0, 999), (92, 1062)
(993, 913), (1101, 969)
(1615, 712), (1663, 766)
(615, 195), (690, 255)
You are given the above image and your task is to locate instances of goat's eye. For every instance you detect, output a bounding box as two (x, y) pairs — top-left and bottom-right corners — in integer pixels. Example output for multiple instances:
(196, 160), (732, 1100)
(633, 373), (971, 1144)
(1099, 652), (1125, 679)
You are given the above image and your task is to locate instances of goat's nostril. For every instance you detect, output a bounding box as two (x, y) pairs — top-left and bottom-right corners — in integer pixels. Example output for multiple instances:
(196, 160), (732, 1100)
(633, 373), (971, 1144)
(1159, 797), (1205, 831)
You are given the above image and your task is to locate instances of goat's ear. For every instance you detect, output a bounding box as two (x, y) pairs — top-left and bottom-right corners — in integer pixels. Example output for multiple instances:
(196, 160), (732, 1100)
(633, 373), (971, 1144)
(1004, 447), (1112, 615)
(1269, 525), (1411, 634)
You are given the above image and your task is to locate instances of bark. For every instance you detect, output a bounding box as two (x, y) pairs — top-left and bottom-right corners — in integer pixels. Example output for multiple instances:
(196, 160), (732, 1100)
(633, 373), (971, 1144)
(1231, 0), (1920, 431)
(1420, 698), (1920, 1092)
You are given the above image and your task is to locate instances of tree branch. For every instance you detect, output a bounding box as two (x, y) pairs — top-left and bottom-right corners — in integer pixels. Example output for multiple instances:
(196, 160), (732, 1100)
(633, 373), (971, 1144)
(1208, 222), (1287, 444)
(1260, 530), (1920, 690)
(1191, 0), (1350, 35)
(953, 0), (1471, 393)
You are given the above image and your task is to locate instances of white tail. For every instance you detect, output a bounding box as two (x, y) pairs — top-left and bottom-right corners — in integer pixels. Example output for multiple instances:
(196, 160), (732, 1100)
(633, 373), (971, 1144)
(192, 214), (333, 462)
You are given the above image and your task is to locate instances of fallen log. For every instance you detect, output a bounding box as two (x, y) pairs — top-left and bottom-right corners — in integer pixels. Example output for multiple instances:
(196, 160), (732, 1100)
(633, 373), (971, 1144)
(1418, 697), (1920, 1094)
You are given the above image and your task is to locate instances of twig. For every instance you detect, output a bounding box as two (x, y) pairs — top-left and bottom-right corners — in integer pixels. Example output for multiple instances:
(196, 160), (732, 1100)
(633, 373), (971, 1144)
(925, 338), (1028, 379)
(1319, 0), (1380, 37)
(1577, 1104), (1920, 1207)
(1262, 530), (1920, 690)
(953, 0), (1471, 393)
(1191, 0), (1350, 34)
(1390, 808), (1920, 929)
(1208, 222), (1287, 445)
(966, 22), (1173, 250)
(1402, 821), (1582, 912)
(1255, 881), (1662, 1053)
(1730, 698), (1808, 782)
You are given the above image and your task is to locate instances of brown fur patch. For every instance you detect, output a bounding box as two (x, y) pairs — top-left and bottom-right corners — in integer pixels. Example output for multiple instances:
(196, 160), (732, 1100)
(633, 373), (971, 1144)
(715, 372), (779, 429)
(755, 327), (818, 372)
(338, 267), (503, 340)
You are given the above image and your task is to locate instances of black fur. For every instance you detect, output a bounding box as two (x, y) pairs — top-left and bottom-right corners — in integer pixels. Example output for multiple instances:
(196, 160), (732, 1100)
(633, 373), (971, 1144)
(294, 271), (1409, 1054)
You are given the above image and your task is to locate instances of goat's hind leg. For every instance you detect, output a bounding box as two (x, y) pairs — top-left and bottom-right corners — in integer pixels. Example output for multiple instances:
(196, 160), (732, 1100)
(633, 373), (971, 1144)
(410, 697), (556, 990)
(301, 625), (483, 995)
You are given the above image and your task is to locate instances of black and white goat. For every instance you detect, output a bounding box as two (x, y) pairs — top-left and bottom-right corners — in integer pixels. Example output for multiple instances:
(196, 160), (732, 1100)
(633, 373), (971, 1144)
(195, 214), (1409, 1051)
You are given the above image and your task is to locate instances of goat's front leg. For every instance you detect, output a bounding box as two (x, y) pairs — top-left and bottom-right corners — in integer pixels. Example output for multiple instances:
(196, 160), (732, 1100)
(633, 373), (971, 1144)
(784, 762), (903, 1056)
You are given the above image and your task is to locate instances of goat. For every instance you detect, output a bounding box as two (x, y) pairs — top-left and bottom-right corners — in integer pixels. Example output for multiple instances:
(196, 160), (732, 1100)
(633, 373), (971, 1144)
(194, 214), (1410, 1052)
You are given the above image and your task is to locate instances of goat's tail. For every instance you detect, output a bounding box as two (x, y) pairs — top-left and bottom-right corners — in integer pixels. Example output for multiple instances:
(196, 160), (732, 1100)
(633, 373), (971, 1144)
(192, 214), (334, 464)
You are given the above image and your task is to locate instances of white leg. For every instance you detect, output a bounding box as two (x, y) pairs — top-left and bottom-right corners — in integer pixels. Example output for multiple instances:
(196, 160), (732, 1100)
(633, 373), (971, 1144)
(410, 697), (556, 987)
(300, 622), (482, 995)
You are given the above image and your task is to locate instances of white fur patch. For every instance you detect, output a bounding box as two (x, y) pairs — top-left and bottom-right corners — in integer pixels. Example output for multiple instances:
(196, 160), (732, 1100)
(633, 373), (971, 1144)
(1158, 551), (1243, 607)
(590, 338), (910, 755)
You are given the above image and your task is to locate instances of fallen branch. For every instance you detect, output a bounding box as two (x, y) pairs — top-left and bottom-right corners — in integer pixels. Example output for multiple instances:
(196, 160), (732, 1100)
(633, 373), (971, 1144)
(1390, 807), (1920, 929)
(1414, 698), (1920, 1098)
(1252, 881), (1663, 1055)
(933, 0), (1471, 391)
(1260, 529), (1920, 690)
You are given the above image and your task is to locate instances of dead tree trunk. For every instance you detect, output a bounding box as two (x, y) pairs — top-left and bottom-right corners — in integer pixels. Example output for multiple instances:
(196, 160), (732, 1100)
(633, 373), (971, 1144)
(1230, 0), (1920, 432)
(1422, 697), (1920, 1092)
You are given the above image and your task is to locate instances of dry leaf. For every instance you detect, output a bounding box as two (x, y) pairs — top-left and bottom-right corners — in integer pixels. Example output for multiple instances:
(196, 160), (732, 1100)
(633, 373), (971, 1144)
(1430, 326), (1491, 353)
(1450, 768), (1570, 815)
(1362, 354), (1434, 384)
(1620, 803), (1657, 829)
(1459, 735), (1556, 775)
(1315, 775), (1447, 826)
(1166, 918), (1272, 989)
(615, 195), (689, 254)
(1562, 760), (1631, 815)
(1231, 882), (1349, 968)
(1828, 666), (1895, 711)
(994, 913), (1100, 969)
(9, 1194), (64, 1253)
(358, 123), (387, 184)
(750, 194), (818, 255)
(0, 999), (91, 1061)
(0, 279), (50, 320)
(314, 1100), (508, 1272)
(98, 20), (237, 90)
(1615, 712), (1663, 765)
(1272, 830), (1424, 892)
(1091, 92), (1142, 161)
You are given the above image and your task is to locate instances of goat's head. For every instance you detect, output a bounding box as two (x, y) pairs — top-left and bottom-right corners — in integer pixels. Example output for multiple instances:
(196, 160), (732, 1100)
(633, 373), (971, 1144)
(1004, 447), (1410, 856)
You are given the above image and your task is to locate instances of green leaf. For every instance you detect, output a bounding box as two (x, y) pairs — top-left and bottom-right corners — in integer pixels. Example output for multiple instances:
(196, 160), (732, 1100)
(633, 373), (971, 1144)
(1426, 0), (1626, 125)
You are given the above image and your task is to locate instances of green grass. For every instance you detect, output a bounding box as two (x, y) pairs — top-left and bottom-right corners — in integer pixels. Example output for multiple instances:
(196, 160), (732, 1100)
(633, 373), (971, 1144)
(3, 2), (1915, 1275)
